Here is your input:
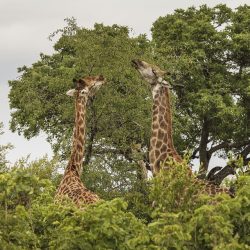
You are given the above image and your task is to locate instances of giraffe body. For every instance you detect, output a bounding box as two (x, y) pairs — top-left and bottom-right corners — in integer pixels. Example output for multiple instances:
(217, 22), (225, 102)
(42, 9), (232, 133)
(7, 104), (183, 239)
(132, 59), (233, 197)
(55, 76), (105, 206)
(150, 83), (182, 174)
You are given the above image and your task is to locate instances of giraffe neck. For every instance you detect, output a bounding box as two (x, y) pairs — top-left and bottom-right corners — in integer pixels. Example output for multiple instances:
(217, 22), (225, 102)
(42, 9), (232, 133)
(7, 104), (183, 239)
(65, 93), (88, 177)
(149, 82), (182, 174)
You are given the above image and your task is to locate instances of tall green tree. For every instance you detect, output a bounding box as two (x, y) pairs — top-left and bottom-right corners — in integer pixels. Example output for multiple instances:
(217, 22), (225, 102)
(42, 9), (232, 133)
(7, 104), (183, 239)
(151, 4), (250, 174)
(9, 5), (250, 187)
(9, 20), (152, 197)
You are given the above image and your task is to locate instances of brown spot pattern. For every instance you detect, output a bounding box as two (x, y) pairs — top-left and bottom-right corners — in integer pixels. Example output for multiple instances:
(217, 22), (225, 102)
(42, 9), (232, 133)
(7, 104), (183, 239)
(56, 86), (100, 207)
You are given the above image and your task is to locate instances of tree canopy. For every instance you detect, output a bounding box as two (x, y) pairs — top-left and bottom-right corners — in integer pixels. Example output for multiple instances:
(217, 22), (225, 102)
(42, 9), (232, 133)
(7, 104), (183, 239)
(9, 5), (250, 179)
(9, 21), (152, 195)
(151, 4), (250, 173)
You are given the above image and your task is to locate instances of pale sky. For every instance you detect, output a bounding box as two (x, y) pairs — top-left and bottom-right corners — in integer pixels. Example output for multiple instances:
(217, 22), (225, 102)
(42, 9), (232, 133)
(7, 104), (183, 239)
(0, 0), (249, 165)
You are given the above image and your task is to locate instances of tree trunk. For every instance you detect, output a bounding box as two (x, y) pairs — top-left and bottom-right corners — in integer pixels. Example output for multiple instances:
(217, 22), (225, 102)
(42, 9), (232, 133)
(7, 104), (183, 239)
(198, 118), (211, 176)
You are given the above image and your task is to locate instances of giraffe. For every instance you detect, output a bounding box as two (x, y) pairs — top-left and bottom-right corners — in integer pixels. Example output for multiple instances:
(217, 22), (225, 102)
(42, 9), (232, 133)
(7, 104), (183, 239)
(55, 75), (106, 206)
(132, 59), (182, 175)
(132, 59), (234, 197)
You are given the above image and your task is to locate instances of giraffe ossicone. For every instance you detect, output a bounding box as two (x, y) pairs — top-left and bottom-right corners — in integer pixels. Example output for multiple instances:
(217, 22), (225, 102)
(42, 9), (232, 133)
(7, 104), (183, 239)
(55, 75), (106, 206)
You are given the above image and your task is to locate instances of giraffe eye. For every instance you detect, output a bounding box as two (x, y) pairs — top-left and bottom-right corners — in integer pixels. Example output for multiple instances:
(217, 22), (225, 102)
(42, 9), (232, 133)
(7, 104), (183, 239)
(152, 69), (157, 76)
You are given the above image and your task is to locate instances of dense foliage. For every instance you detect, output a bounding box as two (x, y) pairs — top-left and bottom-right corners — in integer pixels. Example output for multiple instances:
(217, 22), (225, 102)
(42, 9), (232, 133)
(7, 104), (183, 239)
(9, 5), (250, 179)
(0, 123), (13, 173)
(152, 4), (250, 172)
(9, 21), (152, 195)
(8, 5), (250, 179)
(0, 156), (250, 249)
(3, 3), (250, 249)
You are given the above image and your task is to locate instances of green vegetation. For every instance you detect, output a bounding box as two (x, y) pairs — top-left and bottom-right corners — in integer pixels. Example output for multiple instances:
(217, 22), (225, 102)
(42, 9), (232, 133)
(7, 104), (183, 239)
(8, 5), (250, 179)
(0, 156), (250, 249)
(152, 4), (250, 173)
(2, 4), (250, 249)
(0, 123), (13, 173)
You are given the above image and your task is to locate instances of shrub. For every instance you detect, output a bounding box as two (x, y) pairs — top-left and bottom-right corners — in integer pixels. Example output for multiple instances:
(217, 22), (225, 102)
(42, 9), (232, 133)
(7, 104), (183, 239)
(48, 199), (149, 250)
(0, 157), (250, 249)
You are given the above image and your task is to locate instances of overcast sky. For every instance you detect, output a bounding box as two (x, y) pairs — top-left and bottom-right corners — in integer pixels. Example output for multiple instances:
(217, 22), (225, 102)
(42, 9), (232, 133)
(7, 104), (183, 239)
(0, 0), (249, 165)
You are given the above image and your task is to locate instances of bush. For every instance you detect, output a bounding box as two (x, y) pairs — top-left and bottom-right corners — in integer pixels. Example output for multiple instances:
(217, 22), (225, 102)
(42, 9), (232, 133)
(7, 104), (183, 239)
(48, 199), (149, 249)
(149, 158), (205, 213)
(0, 157), (250, 249)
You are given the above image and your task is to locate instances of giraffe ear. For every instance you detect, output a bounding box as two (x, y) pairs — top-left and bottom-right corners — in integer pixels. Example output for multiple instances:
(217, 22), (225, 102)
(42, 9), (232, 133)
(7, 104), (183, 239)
(66, 89), (77, 96)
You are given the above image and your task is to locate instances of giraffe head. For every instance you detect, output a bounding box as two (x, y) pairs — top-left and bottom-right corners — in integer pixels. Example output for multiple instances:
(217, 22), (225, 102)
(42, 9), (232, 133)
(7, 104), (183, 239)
(132, 59), (170, 87)
(66, 75), (106, 97)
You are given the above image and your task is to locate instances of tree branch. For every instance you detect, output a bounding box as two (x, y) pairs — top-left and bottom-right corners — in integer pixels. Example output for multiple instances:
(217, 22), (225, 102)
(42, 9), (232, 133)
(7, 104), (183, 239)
(191, 147), (200, 159)
(241, 144), (250, 165)
(199, 118), (210, 173)
(209, 140), (250, 155)
(208, 165), (236, 186)
(206, 166), (222, 181)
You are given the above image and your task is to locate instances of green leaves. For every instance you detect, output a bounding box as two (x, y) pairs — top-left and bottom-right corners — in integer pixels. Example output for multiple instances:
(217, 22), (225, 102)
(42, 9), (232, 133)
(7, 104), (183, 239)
(0, 123), (13, 173)
(152, 4), (250, 171)
(0, 205), (39, 250)
(0, 155), (250, 249)
(46, 199), (148, 250)
(8, 22), (152, 194)
(147, 159), (250, 249)
(0, 166), (55, 210)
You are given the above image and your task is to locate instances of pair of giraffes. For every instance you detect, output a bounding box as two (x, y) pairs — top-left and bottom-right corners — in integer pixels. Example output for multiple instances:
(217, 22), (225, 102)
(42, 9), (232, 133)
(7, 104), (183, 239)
(55, 59), (233, 207)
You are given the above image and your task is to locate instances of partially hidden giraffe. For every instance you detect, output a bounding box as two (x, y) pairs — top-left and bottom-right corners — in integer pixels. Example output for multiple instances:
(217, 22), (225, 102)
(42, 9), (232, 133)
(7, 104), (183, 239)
(55, 75), (106, 206)
(132, 59), (233, 197)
